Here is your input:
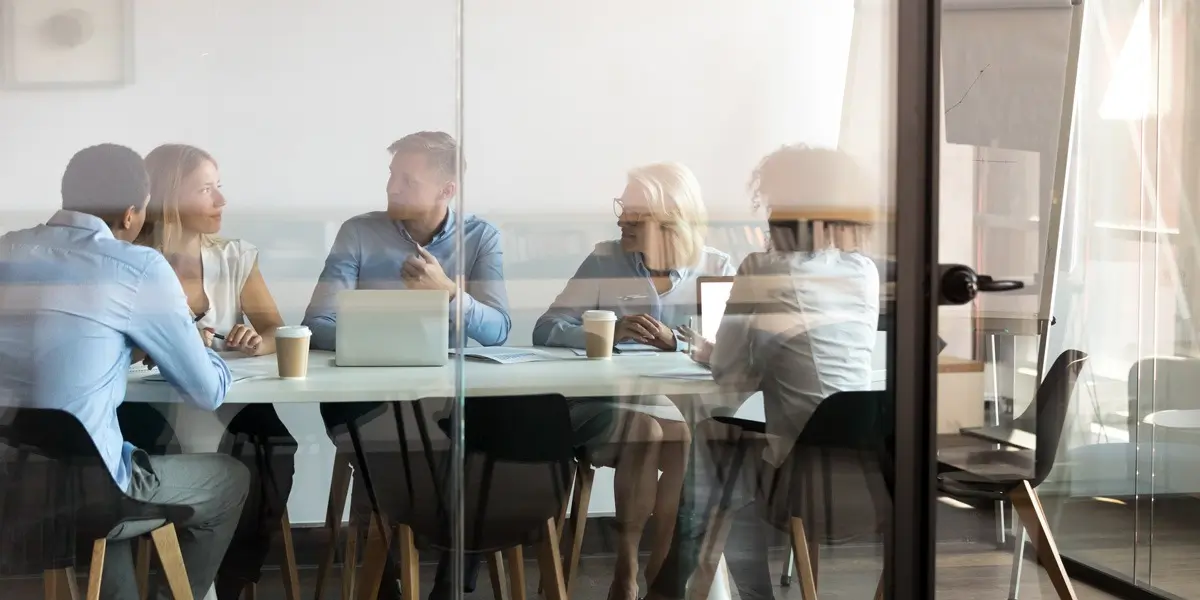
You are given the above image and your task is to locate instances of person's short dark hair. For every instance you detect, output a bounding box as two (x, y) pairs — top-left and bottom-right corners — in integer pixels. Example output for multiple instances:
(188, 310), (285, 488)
(61, 144), (150, 220)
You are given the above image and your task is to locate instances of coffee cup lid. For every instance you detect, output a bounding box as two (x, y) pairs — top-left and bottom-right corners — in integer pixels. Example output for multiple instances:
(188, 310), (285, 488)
(583, 310), (617, 321)
(275, 325), (312, 338)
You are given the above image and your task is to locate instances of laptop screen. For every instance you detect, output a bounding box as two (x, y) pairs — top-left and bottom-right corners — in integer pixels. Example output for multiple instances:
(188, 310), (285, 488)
(696, 276), (735, 339)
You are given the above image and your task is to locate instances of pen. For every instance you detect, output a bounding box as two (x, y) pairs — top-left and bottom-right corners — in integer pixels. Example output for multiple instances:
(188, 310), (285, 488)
(619, 294), (648, 301)
(192, 312), (226, 340)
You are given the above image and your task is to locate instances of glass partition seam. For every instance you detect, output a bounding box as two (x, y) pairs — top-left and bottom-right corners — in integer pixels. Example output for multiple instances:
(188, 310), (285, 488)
(450, 0), (466, 597)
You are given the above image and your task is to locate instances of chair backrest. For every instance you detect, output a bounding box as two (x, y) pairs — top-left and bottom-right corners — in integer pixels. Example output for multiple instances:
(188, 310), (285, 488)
(1028, 349), (1089, 485)
(1127, 356), (1200, 426)
(768, 390), (893, 544)
(381, 395), (576, 553)
(793, 390), (892, 455)
(464, 394), (575, 464)
(0, 408), (110, 464)
(0, 407), (123, 575)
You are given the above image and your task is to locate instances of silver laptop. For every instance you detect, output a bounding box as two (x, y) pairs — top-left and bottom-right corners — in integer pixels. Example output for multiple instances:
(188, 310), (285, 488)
(335, 290), (449, 367)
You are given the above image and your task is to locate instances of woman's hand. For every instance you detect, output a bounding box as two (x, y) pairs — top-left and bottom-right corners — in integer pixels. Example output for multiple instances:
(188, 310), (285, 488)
(676, 325), (713, 365)
(224, 323), (263, 356)
(199, 327), (215, 348)
(616, 314), (676, 350)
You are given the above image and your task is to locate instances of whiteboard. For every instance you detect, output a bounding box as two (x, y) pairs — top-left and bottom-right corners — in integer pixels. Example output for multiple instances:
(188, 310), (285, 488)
(942, 5), (1075, 233)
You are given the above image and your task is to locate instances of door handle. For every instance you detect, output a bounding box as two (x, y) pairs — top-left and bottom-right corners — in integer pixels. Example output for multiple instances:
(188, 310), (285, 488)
(938, 264), (1024, 306)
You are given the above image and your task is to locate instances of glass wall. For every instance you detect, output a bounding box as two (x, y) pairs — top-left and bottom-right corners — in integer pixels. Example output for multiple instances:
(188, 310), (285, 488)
(1042, 0), (1200, 597)
(458, 0), (902, 598)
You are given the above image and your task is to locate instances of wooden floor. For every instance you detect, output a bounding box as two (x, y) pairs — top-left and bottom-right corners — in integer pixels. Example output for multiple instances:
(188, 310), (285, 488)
(0, 545), (1120, 600)
(10, 493), (1200, 599)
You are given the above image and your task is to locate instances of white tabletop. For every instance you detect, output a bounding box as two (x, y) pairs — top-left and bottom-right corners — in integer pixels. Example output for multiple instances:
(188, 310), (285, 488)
(127, 347), (721, 404)
(1144, 409), (1200, 430)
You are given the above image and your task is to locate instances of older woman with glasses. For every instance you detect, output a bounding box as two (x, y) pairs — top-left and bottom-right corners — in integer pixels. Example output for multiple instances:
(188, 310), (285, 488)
(534, 162), (735, 600)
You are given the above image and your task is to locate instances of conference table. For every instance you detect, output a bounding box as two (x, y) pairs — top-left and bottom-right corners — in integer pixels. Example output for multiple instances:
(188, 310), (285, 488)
(126, 348), (724, 405)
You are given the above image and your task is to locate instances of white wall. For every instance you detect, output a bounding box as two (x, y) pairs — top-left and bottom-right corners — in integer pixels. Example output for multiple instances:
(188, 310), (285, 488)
(0, 0), (856, 522)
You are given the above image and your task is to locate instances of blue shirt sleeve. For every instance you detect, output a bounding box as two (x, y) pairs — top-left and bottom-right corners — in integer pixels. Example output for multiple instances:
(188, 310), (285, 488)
(532, 252), (603, 349)
(125, 255), (231, 411)
(303, 221), (361, 351)
(459, 226), (511, 346)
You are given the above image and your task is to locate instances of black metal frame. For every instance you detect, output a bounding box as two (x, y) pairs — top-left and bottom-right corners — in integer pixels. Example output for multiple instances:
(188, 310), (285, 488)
(889, 0), (941, 598)
(1059, 552), (1186, 600)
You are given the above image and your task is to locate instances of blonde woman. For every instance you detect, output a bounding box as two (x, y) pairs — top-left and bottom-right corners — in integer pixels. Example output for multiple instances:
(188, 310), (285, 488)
(648, 146), (881, 600)
(121, 144), (292, 600)
(534, 162), (735, 600)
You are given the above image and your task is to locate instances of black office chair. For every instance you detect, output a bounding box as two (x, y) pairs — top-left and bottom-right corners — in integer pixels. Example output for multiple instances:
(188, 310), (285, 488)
(222, 405), (302, 600)
(313, 402), (387, 600)
(336, 395), (574, 600)
(938, 349), (1088, 600)
(0, 407), (195, 600)
(688, 390), (893, 600)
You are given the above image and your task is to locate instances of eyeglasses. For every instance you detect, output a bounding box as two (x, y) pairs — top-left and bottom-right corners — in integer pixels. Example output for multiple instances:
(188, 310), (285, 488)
(613, 198), (652, 221)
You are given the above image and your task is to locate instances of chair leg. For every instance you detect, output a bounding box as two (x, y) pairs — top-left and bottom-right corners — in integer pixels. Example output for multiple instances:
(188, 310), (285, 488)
(44, 568), (81, 600)
(356, 514), (392, 600)
(135, 537), (152, 600)
(1009, 481), (1077, 600)
(244, 582), (258, 600)
(504, 546), (526, 600)
(316, 459), (353, 600)
(685, 507), (736, 600)
(86, 539), (107, 600)
(781, 547), (794, 587)
(564, 463), (595, 597)
(341, 523), (358, 600)
(397, 525), (420, 600)
(487, 551), (511, 600)
(279, 509), (302, 600)
(1009, 504), (1027, 600)
(535, 518), (568, 600)
(789, 518), (819, 600)
(150, 524), (194, 600)
(540, 460), (576, 599)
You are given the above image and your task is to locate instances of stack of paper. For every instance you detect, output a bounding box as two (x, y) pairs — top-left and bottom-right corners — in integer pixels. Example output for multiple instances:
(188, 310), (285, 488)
(453, 347), (563, 364)
(641, 368), (713, 381)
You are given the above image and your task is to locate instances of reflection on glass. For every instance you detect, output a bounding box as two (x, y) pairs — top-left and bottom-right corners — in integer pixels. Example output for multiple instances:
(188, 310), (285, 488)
(0, 1), (936, 599)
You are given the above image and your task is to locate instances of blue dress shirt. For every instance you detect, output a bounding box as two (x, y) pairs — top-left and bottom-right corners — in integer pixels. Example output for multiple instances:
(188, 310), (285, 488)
(302, 210), (511, 349)
(533, 240), (735, 349)
(0, 211), (232, 490)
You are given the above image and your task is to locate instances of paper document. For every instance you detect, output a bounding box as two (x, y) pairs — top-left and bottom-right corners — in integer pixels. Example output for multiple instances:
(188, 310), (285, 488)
(570, 347), (658, 357)
(143, 361), (274, 383)
(129, 362), (154, 375)
(641, 368), (713, 381)
(452, 347), (564, 364)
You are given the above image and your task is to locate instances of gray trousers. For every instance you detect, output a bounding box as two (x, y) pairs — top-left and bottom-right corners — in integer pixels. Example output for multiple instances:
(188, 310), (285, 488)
(102, 451), (250, 600)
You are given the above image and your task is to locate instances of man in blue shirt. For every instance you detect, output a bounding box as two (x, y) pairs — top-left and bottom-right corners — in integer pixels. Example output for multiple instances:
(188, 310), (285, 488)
(302, 130), (510, 348)
(304, 132), (510, 600)
(0, 144), (249, 600)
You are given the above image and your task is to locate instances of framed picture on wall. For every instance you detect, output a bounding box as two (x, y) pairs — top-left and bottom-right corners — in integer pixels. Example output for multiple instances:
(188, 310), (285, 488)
(0, 0), (133, 89)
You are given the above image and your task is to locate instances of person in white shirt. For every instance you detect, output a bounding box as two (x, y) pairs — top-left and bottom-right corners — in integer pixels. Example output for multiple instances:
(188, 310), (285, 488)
(648, 146), (881, 600)
(119, 144), (292, 599)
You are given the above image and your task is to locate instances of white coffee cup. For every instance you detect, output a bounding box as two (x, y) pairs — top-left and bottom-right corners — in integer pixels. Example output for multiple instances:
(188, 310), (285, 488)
(275, 325), (312, 379)
(582, 310), (617, 359)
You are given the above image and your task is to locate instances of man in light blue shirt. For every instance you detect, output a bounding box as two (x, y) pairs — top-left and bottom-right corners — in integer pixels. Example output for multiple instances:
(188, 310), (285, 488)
(302, 131), (510, 348)
(0, 144), (249, 600)
(304, 132), (509, 600)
